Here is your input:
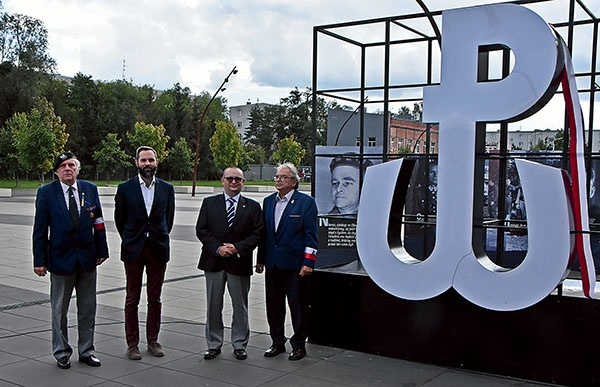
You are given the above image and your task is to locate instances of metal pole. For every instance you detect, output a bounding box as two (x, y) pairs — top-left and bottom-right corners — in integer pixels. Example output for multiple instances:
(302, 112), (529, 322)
(191, 66), (237, 196)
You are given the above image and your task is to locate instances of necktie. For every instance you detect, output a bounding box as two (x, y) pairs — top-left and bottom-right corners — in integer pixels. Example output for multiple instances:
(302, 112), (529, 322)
(226, 198), (235, 227)
(68, 186), (79, 227)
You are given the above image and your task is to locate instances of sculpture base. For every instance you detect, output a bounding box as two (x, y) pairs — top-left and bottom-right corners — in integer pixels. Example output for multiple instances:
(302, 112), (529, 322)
(309, 270), (600, 386)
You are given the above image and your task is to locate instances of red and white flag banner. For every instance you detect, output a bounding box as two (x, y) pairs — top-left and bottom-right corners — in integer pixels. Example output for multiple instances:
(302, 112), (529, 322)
(557, 34), (596, 298)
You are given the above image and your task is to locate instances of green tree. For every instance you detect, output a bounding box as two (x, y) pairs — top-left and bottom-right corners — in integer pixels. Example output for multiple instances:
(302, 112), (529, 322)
(150, 83), (193, 143)
(166, 137), (194, 184)
(127, 121), (170, 162)
(93, 133), (129, 185)
(0, 11), (55, 126)
(209, 120), (243, 171)
(245, 104), (284, 161)
(10, 98), (68, 183)
(63, 73), (102, 171)
(399, 106), (411, 116)
(245, 88), (332, 165)
(554, 129), (564, 150)
(271, 135), (305, 166)
(243, 143), (266, 164)
(398, 145), (413, 154)
(0, 123), (23, 183)
(99, 80), (151, 151)
(193, 92), (229, 180)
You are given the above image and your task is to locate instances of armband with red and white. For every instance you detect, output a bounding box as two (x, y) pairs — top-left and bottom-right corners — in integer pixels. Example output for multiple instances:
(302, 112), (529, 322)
(94, 217), (105, 230)
(304, 247), (317, 262)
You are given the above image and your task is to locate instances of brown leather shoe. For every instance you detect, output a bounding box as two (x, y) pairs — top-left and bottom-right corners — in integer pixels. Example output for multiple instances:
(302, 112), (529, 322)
(127, 346), (142, 360)
(148, 342), (165, 357)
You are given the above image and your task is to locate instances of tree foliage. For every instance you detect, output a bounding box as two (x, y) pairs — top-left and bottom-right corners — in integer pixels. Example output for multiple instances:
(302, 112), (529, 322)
(0, 122), (22, 183)
(398, 103), (423, 121)
(0, 11), (55, 127)
(127, 121), (170, 162)
(0, 12), (55, 71)
(272, 135), (305, 167)
(93, 133), (130, 185)
(167, 137), (194, 183)
(554, 129), (564, 150)
(209, 120), (243, 171)
(9, 98), (68, 183)
(245, 88), (333, 165)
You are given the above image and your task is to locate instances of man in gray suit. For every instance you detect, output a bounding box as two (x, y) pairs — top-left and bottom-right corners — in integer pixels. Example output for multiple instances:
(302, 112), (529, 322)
(196, 167), (263, 360)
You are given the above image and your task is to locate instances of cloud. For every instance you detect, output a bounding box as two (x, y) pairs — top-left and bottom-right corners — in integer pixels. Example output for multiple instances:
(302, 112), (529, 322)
(4, 0), (600, 121)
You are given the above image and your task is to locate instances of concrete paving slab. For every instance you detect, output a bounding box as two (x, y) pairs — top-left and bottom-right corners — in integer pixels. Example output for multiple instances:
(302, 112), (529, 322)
(0, 193), (558, 387)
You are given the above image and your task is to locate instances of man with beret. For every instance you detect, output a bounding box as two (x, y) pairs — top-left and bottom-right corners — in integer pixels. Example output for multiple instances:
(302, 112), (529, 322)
(328, 153), (372, 218)
(33, 152), (108, 369)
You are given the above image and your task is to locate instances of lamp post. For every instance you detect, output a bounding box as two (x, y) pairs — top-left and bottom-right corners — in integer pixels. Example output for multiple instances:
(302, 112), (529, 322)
(191, 66), (238, 196)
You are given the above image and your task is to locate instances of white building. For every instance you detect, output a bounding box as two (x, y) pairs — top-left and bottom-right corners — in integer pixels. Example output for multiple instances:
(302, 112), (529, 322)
(485, 129), (600, 152)
(229, 101), (273, 141)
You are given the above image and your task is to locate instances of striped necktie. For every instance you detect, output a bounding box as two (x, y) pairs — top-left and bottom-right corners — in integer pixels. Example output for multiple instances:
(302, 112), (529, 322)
(226, 198), (235, 227)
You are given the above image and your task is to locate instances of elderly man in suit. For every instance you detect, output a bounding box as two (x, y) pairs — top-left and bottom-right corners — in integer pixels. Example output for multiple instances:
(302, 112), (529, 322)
(196, 166), (263, 360)
(257, 162), (318, 361)
(33, 152), (108, 369)
(114, 146), (175, 360)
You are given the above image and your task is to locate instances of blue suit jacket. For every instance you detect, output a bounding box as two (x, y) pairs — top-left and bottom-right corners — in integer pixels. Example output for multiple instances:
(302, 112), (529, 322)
(258, 189), (318, 270)
(33, 180), (109, 275)
(114, 176), (175, 263)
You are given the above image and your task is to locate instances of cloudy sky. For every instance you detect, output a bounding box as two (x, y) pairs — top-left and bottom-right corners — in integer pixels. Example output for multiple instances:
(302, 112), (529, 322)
(4, 0), (600, 129)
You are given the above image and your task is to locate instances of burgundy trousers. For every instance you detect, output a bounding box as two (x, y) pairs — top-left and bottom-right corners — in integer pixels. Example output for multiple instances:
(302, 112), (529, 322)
(124, 242), (166, 349)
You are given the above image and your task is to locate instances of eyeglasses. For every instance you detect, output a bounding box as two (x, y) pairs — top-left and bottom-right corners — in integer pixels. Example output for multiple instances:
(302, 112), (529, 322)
(223, 176), (244, 183)
(274, 175), (292, 181)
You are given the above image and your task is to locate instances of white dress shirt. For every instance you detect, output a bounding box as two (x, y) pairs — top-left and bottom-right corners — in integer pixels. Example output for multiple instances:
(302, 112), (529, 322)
(138, 175), (155, 216)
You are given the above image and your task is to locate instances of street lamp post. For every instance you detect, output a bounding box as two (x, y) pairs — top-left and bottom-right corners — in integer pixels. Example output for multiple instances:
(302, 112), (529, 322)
(191, 66), (238, 196)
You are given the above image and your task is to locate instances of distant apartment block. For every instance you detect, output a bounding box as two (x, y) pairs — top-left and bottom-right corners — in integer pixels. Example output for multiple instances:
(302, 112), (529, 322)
(327, 108), (439, 154)
(485, 129), (600, 152)
(229, 101), (273, 141)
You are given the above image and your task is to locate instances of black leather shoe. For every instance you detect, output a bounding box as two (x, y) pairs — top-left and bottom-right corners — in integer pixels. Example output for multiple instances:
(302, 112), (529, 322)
(56, 356), (71, 369)
(288, 348), (306, 361)
(79, 354), (101, 367)
(233, 349), (247, 360)
(264, 345), (286, 357)
(203, 348), (221, 360)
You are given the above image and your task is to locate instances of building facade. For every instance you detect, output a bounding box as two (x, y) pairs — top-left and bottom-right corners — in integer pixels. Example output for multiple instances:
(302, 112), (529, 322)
(229, 101), (272, 140)
(327, 108), (439, 154)
(485, 129), (600, 152)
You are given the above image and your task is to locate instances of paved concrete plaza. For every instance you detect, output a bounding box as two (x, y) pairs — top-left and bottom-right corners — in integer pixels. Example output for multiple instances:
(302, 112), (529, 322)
(0, 188), (555, 386)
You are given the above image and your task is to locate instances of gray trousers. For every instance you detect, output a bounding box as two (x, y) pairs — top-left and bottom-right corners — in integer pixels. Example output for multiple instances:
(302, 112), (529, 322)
(50, 268), (97, 360)
(204, 270), (250, 350)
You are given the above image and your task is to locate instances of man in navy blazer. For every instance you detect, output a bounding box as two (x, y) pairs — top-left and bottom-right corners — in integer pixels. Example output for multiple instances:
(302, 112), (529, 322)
(196, 166), (263, 361)
(114, 146), (175, 360)
(33, 152), (108, 369)
(257, 162), (318, 361)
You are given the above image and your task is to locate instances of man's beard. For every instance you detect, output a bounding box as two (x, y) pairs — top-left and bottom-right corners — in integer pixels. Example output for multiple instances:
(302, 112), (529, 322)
(138, 166), (157, 179)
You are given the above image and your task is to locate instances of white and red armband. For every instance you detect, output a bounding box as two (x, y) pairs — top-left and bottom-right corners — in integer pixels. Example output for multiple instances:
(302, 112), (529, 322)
(94, 217), (105, 231)
(304, 247), (317, 262)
